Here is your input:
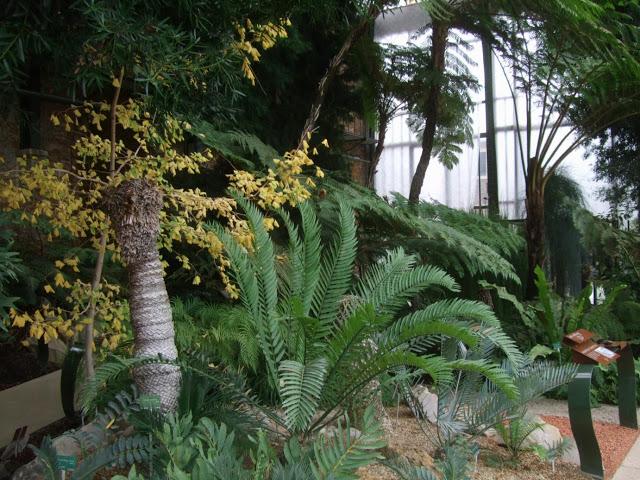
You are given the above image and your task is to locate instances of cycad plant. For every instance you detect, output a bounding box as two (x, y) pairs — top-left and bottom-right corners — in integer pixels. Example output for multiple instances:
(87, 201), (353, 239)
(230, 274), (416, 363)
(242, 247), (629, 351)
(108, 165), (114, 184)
(416, 336), (577, 449)
(207, 194), (523, 438)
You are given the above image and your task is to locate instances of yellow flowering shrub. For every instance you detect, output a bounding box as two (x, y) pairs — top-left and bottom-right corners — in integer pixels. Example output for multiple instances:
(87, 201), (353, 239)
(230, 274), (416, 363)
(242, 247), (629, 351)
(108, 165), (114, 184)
(232, 18), (291, 85)
(0, 98), (325, 348)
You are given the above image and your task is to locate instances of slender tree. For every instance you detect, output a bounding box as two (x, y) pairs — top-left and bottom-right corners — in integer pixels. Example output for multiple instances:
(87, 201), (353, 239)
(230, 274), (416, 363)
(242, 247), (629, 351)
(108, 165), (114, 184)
(493, 16), (640, 296)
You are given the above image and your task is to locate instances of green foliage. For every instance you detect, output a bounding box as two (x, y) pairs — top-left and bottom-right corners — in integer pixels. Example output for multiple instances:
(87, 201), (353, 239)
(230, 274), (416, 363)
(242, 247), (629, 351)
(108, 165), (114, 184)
(191, 122), (280, 170)
(410, 335), (576, 448)
(318, 178), (522, 287)
(494, 416), (543, 461)
(0, 232), (21, 327)
(532, 438), (571, 473)
(206, 196), (520, 438)
(311, 405), (385, 479)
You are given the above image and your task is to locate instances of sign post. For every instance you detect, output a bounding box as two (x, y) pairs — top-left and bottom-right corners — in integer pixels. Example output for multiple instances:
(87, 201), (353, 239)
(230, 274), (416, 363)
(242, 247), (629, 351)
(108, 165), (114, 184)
(563, 329), (638, 479)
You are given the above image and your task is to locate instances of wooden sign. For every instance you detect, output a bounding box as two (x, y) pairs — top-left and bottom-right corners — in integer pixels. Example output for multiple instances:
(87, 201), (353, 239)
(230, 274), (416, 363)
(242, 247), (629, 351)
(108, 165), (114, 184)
(563, 329), (620, 365)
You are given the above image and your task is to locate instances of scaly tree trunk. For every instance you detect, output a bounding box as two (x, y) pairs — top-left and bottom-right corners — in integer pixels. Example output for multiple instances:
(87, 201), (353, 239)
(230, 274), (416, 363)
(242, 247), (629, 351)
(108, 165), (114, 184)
(366, 109), (389, 189)
(408, 21), (449, 204)
(106, 179), (180, 411)
(525, 167), (546, 298)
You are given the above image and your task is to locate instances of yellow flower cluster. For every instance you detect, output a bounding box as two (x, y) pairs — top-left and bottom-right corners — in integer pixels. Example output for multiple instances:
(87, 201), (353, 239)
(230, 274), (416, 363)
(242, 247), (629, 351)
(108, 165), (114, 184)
(9, 258), (129, 351)
(232, 18), (291, 85)
(228, 136), (327, 210)
(1, 97), (326, 340)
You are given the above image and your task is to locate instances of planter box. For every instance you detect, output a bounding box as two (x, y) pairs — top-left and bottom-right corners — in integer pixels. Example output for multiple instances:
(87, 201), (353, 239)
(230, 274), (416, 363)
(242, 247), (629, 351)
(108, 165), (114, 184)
(0, 370), (64, 448)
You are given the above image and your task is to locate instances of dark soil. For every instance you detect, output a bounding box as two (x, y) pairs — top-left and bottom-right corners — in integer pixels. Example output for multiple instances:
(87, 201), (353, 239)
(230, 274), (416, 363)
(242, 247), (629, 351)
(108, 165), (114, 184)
(1, 417), (80, 480)
(0, 342), (58, 391)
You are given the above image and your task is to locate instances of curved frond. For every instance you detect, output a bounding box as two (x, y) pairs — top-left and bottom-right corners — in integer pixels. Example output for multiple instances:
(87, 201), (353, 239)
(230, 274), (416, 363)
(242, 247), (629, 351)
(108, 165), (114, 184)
(279, 358), (328, 433)
(311, 405), (385, 480)
(354, 248), (459, 316)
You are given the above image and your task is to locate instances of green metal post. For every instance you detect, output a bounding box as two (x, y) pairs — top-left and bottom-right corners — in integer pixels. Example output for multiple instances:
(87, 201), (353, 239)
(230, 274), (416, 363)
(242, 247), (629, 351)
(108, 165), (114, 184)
(568, 364), (604, 479)
(617, 347), (638, 429)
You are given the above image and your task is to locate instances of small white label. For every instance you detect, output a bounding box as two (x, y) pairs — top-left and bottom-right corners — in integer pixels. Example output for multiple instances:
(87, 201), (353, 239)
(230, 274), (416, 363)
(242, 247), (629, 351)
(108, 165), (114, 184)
(594, 346), (616, 359)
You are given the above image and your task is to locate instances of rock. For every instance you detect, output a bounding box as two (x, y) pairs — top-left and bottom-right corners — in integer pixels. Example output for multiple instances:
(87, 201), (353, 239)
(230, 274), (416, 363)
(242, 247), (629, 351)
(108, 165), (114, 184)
(319, 426), (362, 441)
(412, 385), (438, 423)
(484, 427), (505, 445)
(522, 415), (563, 450)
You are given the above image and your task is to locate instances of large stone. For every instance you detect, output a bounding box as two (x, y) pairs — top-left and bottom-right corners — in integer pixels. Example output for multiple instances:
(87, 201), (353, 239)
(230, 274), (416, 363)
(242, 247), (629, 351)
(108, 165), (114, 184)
(413, 386), (439, 423)
(522, 415), (563, 450)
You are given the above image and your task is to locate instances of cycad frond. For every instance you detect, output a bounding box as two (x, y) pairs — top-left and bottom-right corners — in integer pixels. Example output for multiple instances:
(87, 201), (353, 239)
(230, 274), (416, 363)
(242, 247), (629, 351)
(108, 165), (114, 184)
(388, 299), (498, 338)
(311, 201), (357, 338)
(448, 358), (520, 400)
(355, 248), (459, 316)
(311, 405), (385, 480)
(279, 358), (328, 433)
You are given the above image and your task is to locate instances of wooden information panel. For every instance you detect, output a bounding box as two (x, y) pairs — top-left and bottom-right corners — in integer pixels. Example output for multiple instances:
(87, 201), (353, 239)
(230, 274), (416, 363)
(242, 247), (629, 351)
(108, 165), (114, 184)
(563, 329), (620, 365)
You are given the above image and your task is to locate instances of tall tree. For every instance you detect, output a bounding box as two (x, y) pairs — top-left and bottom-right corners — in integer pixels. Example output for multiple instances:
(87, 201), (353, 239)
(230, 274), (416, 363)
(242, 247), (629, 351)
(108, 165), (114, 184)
(492, 11), (640, 296)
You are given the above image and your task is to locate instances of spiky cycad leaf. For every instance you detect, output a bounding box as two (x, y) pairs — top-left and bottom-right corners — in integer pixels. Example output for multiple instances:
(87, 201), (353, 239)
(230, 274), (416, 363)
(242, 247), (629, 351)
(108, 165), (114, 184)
(354, 248), (459, 316)
(311, 201), (357, 338)
(311, 405), (385, 480)
(279, 358), (328, 433)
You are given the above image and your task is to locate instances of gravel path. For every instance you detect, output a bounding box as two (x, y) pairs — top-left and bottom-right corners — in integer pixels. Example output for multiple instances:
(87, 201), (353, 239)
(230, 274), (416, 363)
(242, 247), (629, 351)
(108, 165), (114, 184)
(528, 398), (640, 424)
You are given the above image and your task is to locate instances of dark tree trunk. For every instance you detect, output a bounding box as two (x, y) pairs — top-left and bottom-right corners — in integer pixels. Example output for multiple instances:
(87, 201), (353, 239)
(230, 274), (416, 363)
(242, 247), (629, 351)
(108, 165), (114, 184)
(366, 110), (388, 189)
(299, 3), (380, 147)
(106, 179), (180, 411)
(525, 170), (546, 299)
(408, 21), (449, 204)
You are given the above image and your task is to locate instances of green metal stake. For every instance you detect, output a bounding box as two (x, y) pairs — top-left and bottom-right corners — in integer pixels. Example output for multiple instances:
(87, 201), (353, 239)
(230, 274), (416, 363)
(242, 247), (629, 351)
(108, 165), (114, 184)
(568, 364), (604, 479)
(617, 347), (638, 429)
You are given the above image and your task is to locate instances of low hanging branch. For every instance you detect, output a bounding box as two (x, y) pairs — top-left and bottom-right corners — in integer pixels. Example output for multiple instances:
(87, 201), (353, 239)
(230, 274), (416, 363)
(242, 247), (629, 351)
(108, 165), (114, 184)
(298, 2), (382, 148)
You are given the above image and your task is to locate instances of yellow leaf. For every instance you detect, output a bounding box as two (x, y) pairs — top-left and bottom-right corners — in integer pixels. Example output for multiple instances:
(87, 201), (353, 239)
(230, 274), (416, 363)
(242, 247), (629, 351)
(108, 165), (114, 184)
(54, 260), (65, 269)
(321, 139), (330, 148)
(54, 272), (65, 287)
(112, 77), (121, 88)
(44, 285), (55, 294)
(193, 275), (201, 285)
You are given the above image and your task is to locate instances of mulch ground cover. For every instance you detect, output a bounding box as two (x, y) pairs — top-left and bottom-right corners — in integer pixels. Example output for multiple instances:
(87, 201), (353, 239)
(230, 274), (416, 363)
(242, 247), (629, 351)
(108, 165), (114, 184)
(358, 406), (590, 480)
(542, 414), (640, 479)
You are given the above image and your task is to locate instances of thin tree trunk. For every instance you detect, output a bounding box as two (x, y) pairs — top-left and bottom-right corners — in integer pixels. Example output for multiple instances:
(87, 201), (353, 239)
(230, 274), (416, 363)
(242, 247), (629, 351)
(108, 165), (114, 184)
(482, 34), (499, 218)
(408, 21), (449, 204)
(298, 3), (380, 147)
(525, 169), (546, 298)
(82, 67), (124, 380)
(106, 179), (180, 411)
(366, 110), (388, 189)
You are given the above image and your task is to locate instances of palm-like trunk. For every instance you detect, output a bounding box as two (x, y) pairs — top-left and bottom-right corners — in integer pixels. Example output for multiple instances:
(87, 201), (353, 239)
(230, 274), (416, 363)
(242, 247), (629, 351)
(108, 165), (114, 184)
(408, 21), (448, 204)
(106, 179), (180, 411)
(525, 169), (546, 298)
